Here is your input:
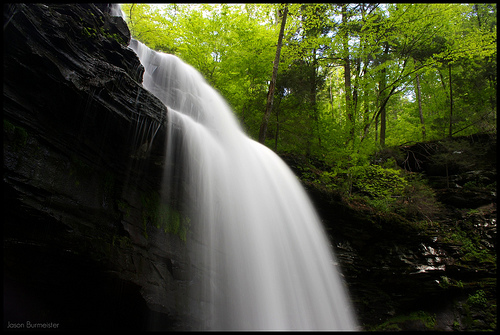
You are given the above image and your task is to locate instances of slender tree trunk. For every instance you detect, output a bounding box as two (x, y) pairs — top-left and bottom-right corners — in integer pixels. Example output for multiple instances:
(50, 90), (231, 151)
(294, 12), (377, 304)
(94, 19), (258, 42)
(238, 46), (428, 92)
(329, 76), (335, 119)
(258, 5), (288, 144)
(341, 5), (354, 145)
(274, 107), (280, 151)
(378, 42), (391, 147)
(437, 69), (449, 138)
(415, 72), (426, 140)
(380, 104), (386, 146)
(309, 48), (320, 155)
(448, 64), (453, 138)
(129, 4), (135, 26)
(274, 97), (282, 151)
(473, 4), (482, 28)
(379, 64), (387, 147)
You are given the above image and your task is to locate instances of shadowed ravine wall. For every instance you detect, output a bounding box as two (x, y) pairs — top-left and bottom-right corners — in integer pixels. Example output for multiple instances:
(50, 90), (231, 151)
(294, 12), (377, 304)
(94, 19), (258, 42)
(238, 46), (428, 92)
(4, 3), (191, 330)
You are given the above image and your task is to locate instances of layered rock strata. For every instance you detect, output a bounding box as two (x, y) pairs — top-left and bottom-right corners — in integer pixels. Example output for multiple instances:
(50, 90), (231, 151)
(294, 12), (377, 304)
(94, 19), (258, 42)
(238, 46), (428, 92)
(4, 3), (190, 330)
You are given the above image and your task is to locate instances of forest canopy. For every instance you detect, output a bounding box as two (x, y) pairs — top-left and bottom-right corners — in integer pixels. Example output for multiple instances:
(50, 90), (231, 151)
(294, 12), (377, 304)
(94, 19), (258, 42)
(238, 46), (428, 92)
(120, 3), (496, 164)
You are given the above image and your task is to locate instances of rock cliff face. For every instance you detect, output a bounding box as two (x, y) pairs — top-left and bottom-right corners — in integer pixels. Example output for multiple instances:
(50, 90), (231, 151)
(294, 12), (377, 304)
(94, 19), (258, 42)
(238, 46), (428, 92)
(284, 134), (496, 331)
(4, 3), (190, 330)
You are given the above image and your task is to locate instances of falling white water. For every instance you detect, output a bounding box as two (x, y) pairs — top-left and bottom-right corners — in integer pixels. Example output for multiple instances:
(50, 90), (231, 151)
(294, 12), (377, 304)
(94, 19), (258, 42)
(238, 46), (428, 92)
(129, 37), (358, 330)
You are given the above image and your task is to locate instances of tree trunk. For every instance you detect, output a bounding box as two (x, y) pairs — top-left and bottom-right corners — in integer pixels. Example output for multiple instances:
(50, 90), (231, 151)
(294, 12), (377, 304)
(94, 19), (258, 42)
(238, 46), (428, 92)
(415, 72), (426, 140)
(329, 73), (334, 118)
(274, 107), (280, 151)
(448, 64), (453, 138)
(437, 69), (449, 138)
(379, 43), (390, 147)
(341, 5), (354, 145)
(258, 5), (288, 144)
(380, 102), (386, 147)
(309, 48), (320, 156)
(379, 64), (387, 147)
(274, 97), (282, 151)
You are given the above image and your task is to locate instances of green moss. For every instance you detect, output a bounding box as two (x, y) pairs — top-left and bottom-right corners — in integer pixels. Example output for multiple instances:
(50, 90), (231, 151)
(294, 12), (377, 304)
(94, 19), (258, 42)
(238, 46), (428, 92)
(69, 154), (94, 187)
(445, 228), (496, 265)
(4, 119), (15, 132)
(438, 276), (465, 289)
(79, 18), (127, 45)
(370, 310), (437, 331)
(140, 191), (190, 241)
(4, 119), (29, 147)
(81, 26), (95, 38)
(467, 290), (488, 307)
(117, 199), (131, 218)
(112, 234), (132, 249)
(461, 288), (497, 331)
(103, 31), (126, 44)
(352, 164), (408, 199)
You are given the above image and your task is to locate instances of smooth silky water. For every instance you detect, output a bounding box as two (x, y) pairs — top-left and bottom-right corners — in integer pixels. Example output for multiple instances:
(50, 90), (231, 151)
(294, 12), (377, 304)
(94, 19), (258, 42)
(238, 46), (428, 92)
(123, 14), (358, 329)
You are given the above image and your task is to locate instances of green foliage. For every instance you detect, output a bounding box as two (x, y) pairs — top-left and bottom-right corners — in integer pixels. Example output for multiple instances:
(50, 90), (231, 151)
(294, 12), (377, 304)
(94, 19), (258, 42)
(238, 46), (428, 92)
(352, 164), (407, 199)
(445, 228), (496, 265)
(461, 287), (497, 330)
(298, 152), (444, 221)
(346, 164), (434, 215)
(467, 290), (488, 307)
(119, 3), (496, 166)
(438, 276), (464, 289)
(122, 3), (278, 132)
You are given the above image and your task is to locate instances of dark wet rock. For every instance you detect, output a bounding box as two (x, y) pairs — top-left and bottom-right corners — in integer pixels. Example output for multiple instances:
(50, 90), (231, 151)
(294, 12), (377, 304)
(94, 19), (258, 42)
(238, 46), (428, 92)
(282, 133), (496, 331)
(3, 3), (189, 330)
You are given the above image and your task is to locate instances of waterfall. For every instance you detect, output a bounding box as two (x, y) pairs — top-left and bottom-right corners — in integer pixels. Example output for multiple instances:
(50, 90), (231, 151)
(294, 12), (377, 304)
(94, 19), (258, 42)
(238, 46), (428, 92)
(124, 16), (358, 330)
